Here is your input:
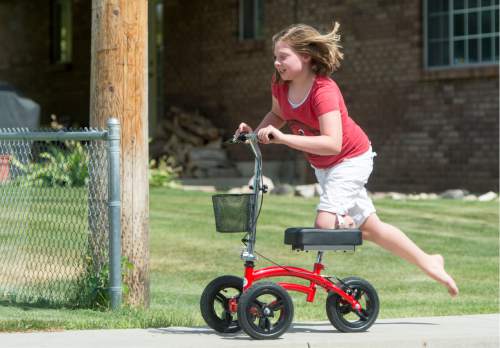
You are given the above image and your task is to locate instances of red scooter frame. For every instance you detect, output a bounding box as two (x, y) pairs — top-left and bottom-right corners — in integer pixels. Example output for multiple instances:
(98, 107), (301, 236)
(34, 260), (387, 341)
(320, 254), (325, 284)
(227, 259), (362, 314)
(243, 261), (361, 310)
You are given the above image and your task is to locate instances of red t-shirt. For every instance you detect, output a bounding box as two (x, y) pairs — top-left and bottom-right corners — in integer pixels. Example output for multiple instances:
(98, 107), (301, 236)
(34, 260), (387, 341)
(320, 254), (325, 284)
(271, 75), (370, 169)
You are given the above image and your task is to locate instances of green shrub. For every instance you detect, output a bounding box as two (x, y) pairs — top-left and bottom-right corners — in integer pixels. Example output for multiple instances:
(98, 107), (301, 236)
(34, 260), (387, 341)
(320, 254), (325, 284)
(76, 256), (134, 310)
(149, 156), (180, 188)
(10, 141), (89, 187)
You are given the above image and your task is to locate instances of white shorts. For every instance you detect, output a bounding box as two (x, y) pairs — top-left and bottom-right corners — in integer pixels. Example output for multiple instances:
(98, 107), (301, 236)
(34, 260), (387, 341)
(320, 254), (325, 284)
(313, 147), (377, 227)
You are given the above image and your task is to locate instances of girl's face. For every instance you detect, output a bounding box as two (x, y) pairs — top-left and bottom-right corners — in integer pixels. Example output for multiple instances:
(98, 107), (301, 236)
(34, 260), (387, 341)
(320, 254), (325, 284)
(273, 40), (311, 81)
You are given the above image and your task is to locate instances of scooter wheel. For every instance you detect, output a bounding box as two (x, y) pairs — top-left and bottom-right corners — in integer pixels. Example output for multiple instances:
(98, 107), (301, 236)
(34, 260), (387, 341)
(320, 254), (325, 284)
(200, 275), (243, 333)
(326, 276), (379, 332)
(237, 282), (294, 340)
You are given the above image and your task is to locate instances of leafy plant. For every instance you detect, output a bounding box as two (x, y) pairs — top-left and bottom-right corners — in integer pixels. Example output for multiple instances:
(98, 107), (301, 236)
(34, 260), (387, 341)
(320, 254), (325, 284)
(10, 141), (89, 187)
(149, 156), (181, 188)
(82, 256), (134, 310)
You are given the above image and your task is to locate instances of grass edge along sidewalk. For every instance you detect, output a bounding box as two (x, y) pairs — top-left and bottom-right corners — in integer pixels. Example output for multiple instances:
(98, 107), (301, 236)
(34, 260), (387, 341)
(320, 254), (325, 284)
(0, 187), (498, 331)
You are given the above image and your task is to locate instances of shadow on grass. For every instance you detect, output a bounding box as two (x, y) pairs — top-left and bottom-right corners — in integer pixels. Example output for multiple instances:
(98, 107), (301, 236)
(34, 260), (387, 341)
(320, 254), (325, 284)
(0, 299), (104, 312)
(0, 299), (68, 311)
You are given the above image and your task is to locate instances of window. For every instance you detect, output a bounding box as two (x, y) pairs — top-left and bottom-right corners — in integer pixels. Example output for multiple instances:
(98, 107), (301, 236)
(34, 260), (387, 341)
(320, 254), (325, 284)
(424, 0), (499, 68)
(51, 0), (73, 64)
(239, 0), (264, 40)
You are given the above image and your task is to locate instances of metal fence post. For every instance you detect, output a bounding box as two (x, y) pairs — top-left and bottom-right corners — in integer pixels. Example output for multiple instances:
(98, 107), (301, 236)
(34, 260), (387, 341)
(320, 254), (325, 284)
(107, 118), (122, 309)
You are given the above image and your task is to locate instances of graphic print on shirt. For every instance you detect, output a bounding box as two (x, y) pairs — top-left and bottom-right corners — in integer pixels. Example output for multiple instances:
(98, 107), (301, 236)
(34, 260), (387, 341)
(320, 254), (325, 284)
(287, 119), (321, 157)
(287, 119), (320, 137)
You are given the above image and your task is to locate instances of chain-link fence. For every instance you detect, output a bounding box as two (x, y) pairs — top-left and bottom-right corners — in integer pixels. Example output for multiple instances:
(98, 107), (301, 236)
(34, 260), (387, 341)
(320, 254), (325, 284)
(0, 120), (121, 309)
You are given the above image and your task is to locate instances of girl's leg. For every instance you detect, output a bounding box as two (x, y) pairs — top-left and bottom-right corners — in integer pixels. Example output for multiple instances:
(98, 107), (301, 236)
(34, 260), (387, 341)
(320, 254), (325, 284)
(360, 213), (459, 297)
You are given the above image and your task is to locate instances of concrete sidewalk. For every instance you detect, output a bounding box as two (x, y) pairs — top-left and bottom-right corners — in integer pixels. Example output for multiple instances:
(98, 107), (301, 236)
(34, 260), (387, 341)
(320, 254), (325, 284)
(1, 314), (498, 348)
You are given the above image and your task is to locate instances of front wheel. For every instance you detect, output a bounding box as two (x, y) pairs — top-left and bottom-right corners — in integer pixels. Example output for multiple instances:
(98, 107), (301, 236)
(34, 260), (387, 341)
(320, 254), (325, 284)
(200, 275), (243, 333)
(326, 276), (379, 332)
(237, 282), (294, 340)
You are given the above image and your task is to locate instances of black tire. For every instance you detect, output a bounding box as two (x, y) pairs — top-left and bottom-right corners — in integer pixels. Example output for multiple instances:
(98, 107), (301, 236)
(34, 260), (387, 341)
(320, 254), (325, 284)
(200, 275), (243, 333)
(237, 282), (294, 340)
(326, 276), (379, 333)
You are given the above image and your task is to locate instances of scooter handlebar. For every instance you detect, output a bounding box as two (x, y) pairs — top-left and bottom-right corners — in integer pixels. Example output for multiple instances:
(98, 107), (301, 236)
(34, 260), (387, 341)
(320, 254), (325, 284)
(233, 132), (273, 143)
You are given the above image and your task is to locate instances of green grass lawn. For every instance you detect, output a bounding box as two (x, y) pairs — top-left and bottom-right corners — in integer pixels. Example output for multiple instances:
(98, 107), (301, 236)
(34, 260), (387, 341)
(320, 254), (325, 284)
(0, 187), (498, 331)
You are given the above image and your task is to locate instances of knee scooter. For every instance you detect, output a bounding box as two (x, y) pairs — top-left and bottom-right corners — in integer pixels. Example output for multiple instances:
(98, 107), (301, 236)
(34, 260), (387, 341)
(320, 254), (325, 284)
(200, 133), (379, 340)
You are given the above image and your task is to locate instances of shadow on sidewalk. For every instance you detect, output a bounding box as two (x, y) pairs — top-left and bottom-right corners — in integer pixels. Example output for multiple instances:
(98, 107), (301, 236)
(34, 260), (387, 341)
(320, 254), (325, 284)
(149, 320), (437, 337)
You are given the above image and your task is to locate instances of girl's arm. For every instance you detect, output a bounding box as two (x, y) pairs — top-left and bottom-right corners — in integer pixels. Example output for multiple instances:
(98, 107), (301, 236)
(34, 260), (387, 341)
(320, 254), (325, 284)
(256, 97), (286, 131)
(258, 110), (342, 156)
(255, 111), (286, 132)
(237, 97), (285, 134)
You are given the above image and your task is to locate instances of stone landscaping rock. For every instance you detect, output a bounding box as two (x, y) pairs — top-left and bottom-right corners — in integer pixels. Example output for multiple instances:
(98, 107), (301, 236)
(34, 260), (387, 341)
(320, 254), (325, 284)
(370, 192), (389, 199)
(314, 183), (323, 196)
(248, 175), (274, 192)
(478, 191), (498, 202)
(227, 186), (249, 194)
(407, 193), (438, 200)
(181, 185), (216, 193)
(272, 184), (295, 196)
(389, 192), (406, 200)
(440, 189), (469, 199)
(464, 194), (478, 201)
(220, 181), (497, 204)
(295, 184), (316, 198)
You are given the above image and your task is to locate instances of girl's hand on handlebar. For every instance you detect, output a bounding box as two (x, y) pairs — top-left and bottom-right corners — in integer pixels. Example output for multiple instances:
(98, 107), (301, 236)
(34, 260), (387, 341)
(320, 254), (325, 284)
(235, 122), (253, 136)
(257, 125), (284, 144)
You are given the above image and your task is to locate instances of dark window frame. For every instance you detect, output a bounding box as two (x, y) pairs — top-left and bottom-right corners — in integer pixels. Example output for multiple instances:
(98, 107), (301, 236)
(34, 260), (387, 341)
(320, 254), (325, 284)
(50, 0), (73, 64)
(239, 0), (264, 41)
(423, 0), (499, 69)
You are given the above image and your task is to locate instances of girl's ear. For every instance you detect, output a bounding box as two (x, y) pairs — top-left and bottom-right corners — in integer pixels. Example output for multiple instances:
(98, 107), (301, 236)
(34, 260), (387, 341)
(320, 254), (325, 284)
(300, 54), (312, 63)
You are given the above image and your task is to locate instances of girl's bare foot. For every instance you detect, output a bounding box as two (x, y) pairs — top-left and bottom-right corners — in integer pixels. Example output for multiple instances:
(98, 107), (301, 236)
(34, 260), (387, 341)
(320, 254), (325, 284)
(424, 254), (459, 297)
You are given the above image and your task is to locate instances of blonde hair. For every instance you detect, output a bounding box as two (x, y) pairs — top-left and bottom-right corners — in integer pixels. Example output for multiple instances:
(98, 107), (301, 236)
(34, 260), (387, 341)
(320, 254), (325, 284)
(272, 22), (344, 83)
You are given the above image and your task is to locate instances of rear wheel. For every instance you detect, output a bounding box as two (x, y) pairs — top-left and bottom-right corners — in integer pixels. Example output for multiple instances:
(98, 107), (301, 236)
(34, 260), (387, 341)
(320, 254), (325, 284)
(200, 275), (243, 333)
(326, 276), (379, 332)
(237, 282), (294, 339)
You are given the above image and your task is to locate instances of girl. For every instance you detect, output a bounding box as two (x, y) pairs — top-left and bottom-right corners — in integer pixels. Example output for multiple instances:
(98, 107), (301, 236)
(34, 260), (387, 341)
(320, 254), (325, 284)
(236, 23), (459, 297)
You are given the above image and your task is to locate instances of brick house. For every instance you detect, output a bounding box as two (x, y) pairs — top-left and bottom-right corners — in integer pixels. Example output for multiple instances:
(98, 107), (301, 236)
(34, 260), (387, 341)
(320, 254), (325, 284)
(0, 0), (498, 192)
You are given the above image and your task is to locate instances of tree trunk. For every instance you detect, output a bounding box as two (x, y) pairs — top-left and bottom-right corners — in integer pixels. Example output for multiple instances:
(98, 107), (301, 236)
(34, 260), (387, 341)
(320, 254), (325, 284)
(89, 0), (149, 307)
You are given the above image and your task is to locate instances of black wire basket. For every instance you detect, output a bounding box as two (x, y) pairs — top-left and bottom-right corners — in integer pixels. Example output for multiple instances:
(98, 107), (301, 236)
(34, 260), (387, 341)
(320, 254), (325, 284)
(212, 193), (256, 233)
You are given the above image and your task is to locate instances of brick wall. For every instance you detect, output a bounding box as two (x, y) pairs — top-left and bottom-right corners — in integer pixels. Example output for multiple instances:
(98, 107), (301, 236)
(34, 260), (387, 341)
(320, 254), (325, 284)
(0, 0), (91, 127)
(163, 0), (499, 192)
(0, 0), (497, 192)
(163, 0), (296, 163)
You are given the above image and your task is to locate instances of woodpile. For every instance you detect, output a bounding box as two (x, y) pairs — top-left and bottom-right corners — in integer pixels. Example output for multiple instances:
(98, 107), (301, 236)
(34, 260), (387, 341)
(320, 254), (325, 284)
(150, 106), (239, 178)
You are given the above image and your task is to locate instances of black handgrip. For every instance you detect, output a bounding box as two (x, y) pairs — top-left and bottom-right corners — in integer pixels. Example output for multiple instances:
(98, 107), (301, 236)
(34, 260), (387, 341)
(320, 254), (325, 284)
(238, 132), (273, 141)
(237, 133), (249, 142)
(225, 133), (249, 144)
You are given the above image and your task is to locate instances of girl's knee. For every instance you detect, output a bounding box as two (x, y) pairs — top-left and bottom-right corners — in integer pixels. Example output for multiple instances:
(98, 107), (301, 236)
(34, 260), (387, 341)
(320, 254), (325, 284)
(315, 216), (335, 229)
(315, 211), (336, 229)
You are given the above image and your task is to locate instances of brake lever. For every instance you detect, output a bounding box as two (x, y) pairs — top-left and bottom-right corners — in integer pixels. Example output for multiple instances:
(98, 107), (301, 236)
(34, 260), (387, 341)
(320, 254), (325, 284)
(224, 137), (239, 144)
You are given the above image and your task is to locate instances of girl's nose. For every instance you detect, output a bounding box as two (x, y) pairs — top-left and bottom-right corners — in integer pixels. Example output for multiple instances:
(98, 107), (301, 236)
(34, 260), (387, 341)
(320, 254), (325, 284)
(274, 60), (281, 69)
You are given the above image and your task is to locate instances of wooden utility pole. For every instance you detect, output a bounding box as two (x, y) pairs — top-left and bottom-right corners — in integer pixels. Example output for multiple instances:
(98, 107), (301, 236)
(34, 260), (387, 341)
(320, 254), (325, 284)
(89, 0), (149, 307)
